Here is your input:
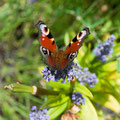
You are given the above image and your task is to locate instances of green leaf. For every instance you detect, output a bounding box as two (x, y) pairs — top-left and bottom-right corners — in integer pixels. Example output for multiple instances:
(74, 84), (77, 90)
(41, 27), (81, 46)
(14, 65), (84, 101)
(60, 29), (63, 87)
(93, 92), (108, 104)
(74, 83), (93, 98)
(48, 95), (70, 107)
(103, 94), (120, 114)
(41, 95), (69, 108)
(64, 32), (70, 46)
(48, 80), (70, 92)
(4, 83), (34, 93)
(47, 101), (68, 120)
(93, 92), (120, 113)
(117, 58), (120, 72)
(77, 44), (91, 66)
(90, 18), (105, 28)
(78, 97), (98, 120)
(41, 95), (61, 108)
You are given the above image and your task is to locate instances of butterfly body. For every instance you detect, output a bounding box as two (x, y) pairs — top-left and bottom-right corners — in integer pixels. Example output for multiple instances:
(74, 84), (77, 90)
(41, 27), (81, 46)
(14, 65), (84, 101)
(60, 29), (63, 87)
(35, 21), (90, 71)
(48, 50), (67, 70)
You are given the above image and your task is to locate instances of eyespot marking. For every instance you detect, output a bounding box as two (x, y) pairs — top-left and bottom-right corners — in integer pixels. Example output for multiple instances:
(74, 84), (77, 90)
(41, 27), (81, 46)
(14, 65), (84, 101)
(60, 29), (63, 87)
(77, 31), (86, 41)
(44, 27), (48, 32)
(40, 24), (49, 35)
(68, 51), (78, 60)
(40, 46), (49, 56)
(76, 28), (90, 42)
(78, 32), (82, 37)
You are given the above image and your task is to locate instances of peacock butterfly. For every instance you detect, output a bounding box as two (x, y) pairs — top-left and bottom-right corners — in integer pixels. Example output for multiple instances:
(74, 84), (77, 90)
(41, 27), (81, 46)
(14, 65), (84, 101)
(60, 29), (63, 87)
(35, 21), (90, 71)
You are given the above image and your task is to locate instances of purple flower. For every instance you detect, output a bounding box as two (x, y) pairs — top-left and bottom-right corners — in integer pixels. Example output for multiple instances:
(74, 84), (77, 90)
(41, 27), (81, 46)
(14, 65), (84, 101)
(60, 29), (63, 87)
(72, 92), (86, 105)
(93, 35), (115, 62)
(29, 106), (49, 120)
(41, 62), (75, 83)
(67, 63), (99, 87)
(41, 63), (98, 87)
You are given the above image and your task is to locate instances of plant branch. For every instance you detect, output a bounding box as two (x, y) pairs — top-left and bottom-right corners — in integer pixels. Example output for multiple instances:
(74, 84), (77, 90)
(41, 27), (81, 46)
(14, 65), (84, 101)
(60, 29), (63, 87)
(4, 83), (60, 96)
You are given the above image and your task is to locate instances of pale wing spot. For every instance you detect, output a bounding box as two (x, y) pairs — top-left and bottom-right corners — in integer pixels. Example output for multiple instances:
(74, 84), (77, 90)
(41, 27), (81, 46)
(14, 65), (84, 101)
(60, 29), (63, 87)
(77, 30), (87, 42)
(77, 43), (79, 45)
(79, 31), (87, 39)
(51, 38), (54, 41)
(42, 38), (45, 40)
(40, 24), (49, 35)
(45, 29), (49, 35)
(40, 24), (45, 32)
(78, 39), (81, 42)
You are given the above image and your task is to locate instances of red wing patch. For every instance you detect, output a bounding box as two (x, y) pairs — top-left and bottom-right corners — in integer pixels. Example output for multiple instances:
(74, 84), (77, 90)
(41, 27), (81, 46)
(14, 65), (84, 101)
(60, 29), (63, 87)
(35, 21), (57, 53)
(65, 28), (90, 54)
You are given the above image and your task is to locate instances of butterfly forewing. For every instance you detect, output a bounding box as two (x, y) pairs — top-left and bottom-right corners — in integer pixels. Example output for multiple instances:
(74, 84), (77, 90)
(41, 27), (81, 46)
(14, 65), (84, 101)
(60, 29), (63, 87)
(65, 27), (90, 54)
(35, 21), (57, 53)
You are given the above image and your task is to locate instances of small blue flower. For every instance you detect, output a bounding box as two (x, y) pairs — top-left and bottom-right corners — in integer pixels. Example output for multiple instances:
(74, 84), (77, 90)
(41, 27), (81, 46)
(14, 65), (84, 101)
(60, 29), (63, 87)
(29, 106), (49, 120)
(41, 63), (75, 83)
(93, 34), (115, 62)
(41, 63), (98, 87)
(67, 64), (98, 87)
(72, 92), (86, 105)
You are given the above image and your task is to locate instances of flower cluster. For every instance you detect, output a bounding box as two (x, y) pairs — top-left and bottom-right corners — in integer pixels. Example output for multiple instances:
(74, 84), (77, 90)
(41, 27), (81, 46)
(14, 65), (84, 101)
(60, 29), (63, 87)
(72, 92), (86, 105)
(29, 106), (49, 120)
(93, 35), (115, 62)
(67, 63), (99, 87)
(41, 63), (75, 83)
(41, 63), (98, 87)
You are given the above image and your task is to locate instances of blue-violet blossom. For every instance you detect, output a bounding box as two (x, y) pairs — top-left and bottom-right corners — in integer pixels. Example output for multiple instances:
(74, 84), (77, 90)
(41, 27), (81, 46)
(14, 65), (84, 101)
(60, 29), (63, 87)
(67, 63), (99, 87)
(41, 62), (75, 83)
(93, 34), (115, 62)
(72, 92), (86, 105)
(41, 63), (98, 87)
(29, 106), (49, 120)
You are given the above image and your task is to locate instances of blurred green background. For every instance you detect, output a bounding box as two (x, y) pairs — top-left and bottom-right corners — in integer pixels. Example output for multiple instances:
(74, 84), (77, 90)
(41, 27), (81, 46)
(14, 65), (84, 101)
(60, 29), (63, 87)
(0, 0), (120, 120)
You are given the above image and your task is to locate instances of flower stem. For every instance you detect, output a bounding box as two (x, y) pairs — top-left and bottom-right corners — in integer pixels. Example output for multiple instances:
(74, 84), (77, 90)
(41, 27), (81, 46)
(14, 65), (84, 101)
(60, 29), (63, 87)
(91, 55), (120, 70)
(69, 78), (76, 95)
(4, 83), (60, 96)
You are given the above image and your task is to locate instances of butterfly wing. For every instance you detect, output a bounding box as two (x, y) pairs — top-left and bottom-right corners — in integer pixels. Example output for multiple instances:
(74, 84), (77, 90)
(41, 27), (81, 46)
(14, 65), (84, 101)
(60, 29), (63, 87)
(35, 21), (90, 70)
(35, 21), (57, 67)
(35, 20), (57, 52)
(65, 28), (90, 54)
(64, 28), (90, 64)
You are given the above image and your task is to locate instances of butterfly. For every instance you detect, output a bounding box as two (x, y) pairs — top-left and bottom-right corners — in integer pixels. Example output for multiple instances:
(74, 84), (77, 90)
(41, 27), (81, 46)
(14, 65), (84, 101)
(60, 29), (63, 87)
(35, 21), (90, 71)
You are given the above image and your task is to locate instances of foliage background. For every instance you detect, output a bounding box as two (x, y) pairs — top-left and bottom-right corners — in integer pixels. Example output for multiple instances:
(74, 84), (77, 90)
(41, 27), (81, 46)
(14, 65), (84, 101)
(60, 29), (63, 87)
(0, 0), (120, 120)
